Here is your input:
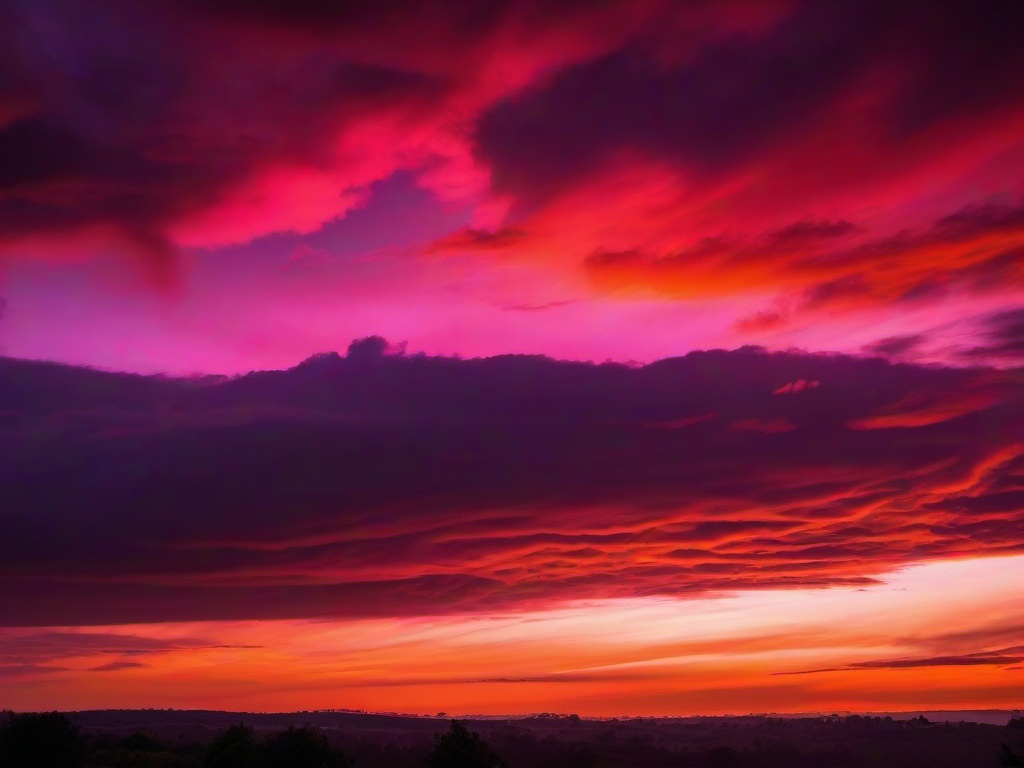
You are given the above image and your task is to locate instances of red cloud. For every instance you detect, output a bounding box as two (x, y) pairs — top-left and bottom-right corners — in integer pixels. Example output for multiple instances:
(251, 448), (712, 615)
(3, 0), (1021, 326)
(0, 0), (658, 281)
(773, 379), (820, 395)
(426, 227), (529, 254)
(462, 2), (1024, 322)
(640, 414), (717, 429)
(847, 385), (1006, 430)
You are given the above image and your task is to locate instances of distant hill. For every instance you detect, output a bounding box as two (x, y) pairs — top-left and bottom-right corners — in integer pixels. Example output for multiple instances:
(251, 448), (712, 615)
(65, 707), (1020, 728)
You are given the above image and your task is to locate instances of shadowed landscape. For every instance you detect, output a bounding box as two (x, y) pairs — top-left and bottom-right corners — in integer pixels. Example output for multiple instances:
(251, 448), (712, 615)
(2, 709), (1024, 767)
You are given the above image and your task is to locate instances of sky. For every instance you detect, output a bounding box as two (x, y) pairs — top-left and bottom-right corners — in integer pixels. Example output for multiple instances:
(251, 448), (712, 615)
(0, 0), (1023, 716)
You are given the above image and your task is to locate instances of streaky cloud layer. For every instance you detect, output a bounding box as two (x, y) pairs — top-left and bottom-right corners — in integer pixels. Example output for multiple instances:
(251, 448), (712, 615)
(1, 556), (1022, 714)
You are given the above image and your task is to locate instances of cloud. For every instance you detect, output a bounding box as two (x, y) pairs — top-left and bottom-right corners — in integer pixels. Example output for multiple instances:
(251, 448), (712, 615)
(852, 654), (1024, 669)
(499, 300), (576, 312)
(427, 227), (529, 254)
(1, 344), (1023, 625)
(463, 1), (1024, 318)
(958, 308), (1024, 363)
(772, 379), (819, 395)
(580, 201), (1024, 323)
(913, 621), (1024, 653)
(477, 7), (879, 198)
(735, 310), (788, 334)
(88, 661), (148, 672)
(769, 220), (861, 245)
(641, 414), (717, 430)
(281, 244), (335, 274)
(0, 0), (653, 281)
(779, 649), (1024, 675)
(2, 27), (426, 280)
(0, 664), (69, 678)
(847, 381), (1008, 429)
(333, 671), (663, 687)
(864, 334), (928, 358)
(0, 630), (261, 665)
(1, 0), (1020, 329)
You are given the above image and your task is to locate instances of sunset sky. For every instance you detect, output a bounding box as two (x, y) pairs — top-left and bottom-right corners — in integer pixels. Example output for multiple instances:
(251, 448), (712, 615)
(1, 0), (1023, 716)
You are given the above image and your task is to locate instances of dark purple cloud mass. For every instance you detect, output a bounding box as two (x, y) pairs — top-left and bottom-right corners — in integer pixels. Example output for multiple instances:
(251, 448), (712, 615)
(2, 343), (1022, 626)
(475, 0), (1024, 196)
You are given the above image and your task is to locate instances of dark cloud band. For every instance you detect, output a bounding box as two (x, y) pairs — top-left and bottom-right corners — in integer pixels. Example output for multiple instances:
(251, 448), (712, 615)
(2, 344), (1021, 625)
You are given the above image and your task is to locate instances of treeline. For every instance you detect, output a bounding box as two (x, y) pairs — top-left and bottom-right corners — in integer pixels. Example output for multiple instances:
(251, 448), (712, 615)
(1, 711), (1023, 767)
(0, 715), (501, 768)
(0, 712), (353, 768)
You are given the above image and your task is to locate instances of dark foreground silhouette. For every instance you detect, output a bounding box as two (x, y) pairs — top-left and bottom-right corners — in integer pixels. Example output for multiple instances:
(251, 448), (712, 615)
(1, 710), (1022, 767)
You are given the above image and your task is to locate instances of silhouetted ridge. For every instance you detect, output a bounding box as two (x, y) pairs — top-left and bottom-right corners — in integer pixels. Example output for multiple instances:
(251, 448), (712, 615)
(1, 709), (1021, 767)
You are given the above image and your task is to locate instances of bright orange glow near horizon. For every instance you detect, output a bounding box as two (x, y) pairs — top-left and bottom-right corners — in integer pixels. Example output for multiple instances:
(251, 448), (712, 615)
(4, 556), (1022, 715)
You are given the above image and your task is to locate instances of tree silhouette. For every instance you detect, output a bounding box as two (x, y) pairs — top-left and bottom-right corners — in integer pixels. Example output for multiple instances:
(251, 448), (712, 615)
(346, 335), (390, 361)
(260, 725), (352, 768)
(705, 745), (742, 768)
(0, 711), (84, 768)
(119, 731), (164, 752)
(1002, 743), (1024, 767)
(206, 723), (257, 768)
(539, 742), (598, 768)
(422, 720), (508, 768)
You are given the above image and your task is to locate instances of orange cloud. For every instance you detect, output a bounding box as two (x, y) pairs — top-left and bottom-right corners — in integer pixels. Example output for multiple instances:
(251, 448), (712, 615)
(848, 382), (1008, 430)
